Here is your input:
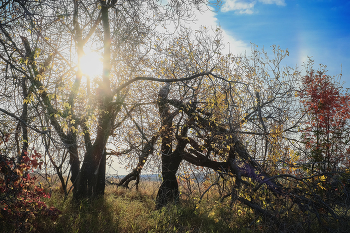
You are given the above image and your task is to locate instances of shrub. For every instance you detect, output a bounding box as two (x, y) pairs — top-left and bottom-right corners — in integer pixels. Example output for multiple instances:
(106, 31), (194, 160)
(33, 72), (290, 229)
(0, 152), (61, 232)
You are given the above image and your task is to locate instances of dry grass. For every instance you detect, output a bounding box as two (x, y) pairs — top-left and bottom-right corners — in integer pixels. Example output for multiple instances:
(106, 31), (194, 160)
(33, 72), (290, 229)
(5, 177), (348, 233)
(36, 181), (252, 233)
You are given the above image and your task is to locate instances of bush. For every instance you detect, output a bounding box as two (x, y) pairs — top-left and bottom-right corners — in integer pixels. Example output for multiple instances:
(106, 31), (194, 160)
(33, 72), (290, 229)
(0, 152), (61, 232)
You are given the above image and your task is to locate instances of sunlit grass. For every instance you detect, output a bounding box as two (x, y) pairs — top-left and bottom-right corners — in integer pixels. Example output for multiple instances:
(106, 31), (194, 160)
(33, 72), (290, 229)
(38, 182), (254, 233)
(25, 178), (350, 233)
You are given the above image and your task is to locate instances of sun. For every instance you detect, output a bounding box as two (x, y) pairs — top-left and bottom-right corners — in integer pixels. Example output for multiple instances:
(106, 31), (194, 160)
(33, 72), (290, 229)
(80, 51), (103, 77)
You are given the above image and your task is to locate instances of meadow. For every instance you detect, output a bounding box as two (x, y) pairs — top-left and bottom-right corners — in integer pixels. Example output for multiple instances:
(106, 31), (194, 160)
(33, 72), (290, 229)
(5, 174), (347, 233)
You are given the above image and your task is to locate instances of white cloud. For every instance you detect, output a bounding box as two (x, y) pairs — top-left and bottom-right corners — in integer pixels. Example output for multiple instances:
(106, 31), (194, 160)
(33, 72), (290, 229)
(259, 0), (286, 6)
(222, 0), (256, 14)
(156, 4), (250, 55)
(190, 5), (250, 55)
(222, 0), (286, 14)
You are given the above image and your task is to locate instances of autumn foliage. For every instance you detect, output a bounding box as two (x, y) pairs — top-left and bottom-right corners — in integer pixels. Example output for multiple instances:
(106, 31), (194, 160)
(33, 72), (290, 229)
(300, 70), (350, 172)
(0, 151), (61, 231)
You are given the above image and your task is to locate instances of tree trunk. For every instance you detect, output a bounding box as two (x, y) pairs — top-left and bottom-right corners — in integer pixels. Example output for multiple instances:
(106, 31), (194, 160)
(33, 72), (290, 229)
(73, 2), (113, 200)
(156, 149), (182, 209)
(95, 149), (106, 196)
(155, 84), (194, 208)
(19, 77), (28, 163)
(74, 97), (113, 200)
(74, 143), (107, 199)
(69, 145), (80, 197)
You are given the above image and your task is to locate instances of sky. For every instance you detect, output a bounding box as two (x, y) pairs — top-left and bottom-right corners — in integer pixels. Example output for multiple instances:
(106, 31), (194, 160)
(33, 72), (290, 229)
(191, 0), (350, 88)
(112, 0), (350, 175)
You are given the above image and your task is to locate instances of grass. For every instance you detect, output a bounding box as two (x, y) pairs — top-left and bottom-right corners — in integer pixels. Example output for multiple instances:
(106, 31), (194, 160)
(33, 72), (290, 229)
(4, 178), (350, 233)
(36, 181), (257, 233)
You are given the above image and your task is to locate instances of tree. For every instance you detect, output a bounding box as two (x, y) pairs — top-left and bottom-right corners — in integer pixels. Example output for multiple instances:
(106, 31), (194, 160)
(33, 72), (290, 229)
(300, 68), (350, 173)
(116, 35), (350, 230)
(118, 30), (305, 208)
(0, 0), (214, 200)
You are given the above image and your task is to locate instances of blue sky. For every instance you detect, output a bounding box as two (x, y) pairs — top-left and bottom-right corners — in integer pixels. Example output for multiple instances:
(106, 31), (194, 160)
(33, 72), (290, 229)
(197, 0), (350, 88)
(112, 0), (350, 175)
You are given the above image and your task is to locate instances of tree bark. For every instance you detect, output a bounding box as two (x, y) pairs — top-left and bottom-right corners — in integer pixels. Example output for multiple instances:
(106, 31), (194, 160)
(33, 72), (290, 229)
(95, 148), (106, 196)
(73, 1), (113, 200)
(156, 149), (182, 208)
(74, 135), (110, 199)
(69, 145), (80, 197)
(19, 77), (28, 163)
(155, 84), (196, 208)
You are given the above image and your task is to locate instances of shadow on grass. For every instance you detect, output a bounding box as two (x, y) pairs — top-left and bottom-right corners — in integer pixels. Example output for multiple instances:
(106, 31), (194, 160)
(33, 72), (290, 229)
(43, 195), (118, 233)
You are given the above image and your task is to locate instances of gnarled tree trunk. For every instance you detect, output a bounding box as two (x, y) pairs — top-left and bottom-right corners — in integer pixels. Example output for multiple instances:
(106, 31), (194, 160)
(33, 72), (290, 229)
(156, 83), (182, 208)
(156, 147), (183, 208)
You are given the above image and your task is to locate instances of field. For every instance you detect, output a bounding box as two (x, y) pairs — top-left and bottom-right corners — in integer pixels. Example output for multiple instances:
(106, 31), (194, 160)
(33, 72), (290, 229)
(3, 175), (346, 233)
(36, 182), (253, 233)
